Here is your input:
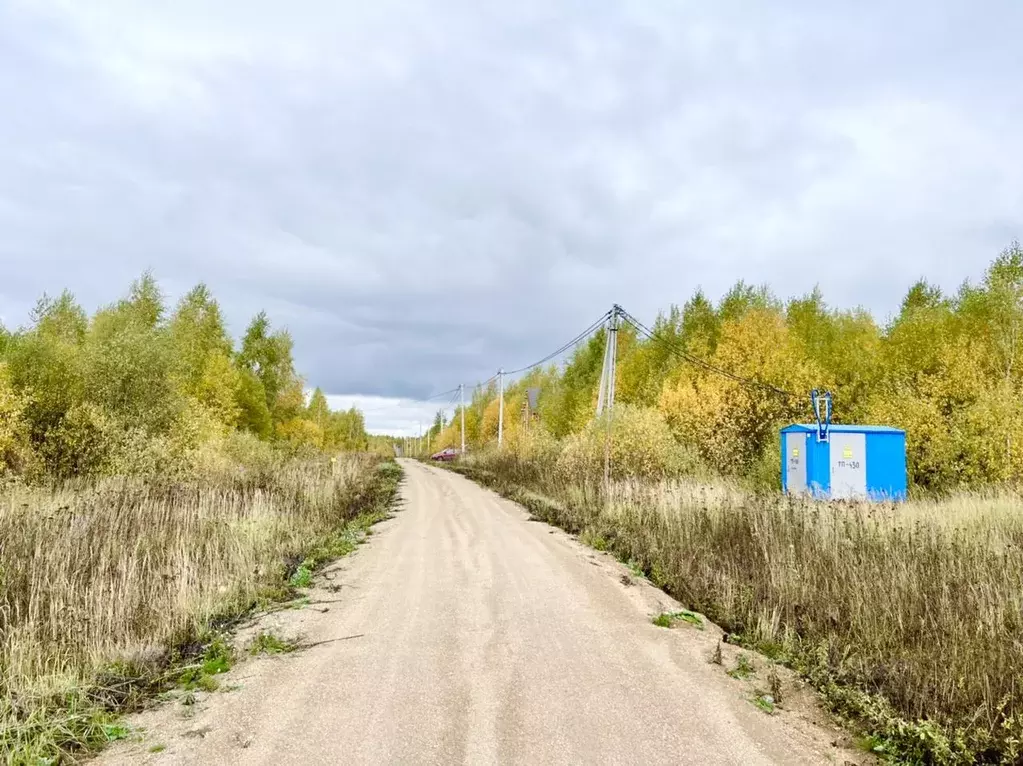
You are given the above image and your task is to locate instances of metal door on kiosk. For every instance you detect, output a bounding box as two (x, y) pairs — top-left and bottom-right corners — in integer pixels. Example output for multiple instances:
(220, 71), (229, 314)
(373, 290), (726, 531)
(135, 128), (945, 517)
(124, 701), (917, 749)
(785, 431), (808, 495)
(829, 432), (867, 499)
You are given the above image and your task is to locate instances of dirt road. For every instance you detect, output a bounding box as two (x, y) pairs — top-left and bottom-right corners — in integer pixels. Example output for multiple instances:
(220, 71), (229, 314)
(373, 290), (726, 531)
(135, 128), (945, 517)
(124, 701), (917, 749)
(104, 460), (850, 765)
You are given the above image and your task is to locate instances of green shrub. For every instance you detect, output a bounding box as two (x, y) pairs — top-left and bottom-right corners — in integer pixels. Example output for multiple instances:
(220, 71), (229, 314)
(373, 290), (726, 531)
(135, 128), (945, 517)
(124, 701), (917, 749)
(40, 402), (116, 477)
(557, 404), (700, 482)
(0, 364), (39, 477)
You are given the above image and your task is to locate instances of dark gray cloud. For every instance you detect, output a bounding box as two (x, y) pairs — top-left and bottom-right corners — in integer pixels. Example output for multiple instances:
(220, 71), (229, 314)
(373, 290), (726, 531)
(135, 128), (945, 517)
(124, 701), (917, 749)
(1, 1), (1022, 432)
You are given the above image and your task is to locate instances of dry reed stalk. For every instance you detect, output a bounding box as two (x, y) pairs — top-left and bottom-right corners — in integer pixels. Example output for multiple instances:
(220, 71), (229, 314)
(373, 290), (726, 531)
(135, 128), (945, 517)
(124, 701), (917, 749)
(460, 450), (1023, 762)
(0, 454), (384, 760)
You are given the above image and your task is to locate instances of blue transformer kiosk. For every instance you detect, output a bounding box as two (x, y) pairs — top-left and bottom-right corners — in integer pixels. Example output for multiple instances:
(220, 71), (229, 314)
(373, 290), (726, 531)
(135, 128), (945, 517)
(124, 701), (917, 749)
(780, 424), (907, 501)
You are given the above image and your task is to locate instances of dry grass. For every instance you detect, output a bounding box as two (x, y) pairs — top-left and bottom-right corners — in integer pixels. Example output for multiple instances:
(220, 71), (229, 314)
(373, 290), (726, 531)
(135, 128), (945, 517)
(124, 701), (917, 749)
(460, 451), (1023, 764)
(0, 453), (393, 762)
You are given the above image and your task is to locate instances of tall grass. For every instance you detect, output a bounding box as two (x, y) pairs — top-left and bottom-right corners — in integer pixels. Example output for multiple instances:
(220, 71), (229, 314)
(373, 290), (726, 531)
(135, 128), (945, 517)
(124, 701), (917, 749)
(459, 450), (1023, 764)
(0, 453), (394, 762)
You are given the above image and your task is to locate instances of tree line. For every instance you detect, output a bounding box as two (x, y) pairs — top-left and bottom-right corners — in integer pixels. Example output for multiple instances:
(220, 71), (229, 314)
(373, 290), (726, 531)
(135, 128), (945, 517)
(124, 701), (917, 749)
(431, 243), (1023, 493)
(0, 274), (367, 479)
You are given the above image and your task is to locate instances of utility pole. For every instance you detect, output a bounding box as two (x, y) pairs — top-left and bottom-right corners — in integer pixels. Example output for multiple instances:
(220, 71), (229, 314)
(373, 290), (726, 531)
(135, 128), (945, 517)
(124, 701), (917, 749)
(498, 368), (505, 448)
(459, 383), (466, 454)
(602, 307), (620, 491)
(596, 306), (619, 417)
(597, 307), (620, 418)
(608, 306), (619, 410)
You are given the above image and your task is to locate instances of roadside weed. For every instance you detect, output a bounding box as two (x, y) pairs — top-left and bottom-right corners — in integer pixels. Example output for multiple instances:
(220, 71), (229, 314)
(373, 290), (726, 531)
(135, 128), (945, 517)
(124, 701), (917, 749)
(728, 654), (756, 680)
(753, 695), (776, 714)
(652, 610), (704, 629)
(249, 631), (299, 656)
(289, 562), (314, 588)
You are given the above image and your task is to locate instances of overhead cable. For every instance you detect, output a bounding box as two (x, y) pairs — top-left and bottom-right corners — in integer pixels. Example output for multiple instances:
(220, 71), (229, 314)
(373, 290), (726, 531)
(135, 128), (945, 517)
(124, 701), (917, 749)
(617, 306), (798, 400)
(503, 309), (613, 376)
(424, 386), (464, 402)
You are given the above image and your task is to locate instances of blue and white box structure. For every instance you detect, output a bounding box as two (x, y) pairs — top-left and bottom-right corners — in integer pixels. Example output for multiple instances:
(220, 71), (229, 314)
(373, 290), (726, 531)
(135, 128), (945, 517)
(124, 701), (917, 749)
(780, 424), (907, 501)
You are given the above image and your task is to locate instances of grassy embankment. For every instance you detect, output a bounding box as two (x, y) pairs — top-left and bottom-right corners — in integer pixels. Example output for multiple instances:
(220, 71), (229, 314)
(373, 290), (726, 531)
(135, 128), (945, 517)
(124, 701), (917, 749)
(452, 449), (1023, 765)
(0, 455), (402, 763)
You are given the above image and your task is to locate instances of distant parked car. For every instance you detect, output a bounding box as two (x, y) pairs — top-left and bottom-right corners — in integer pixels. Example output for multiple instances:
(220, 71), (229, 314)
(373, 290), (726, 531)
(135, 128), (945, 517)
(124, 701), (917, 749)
(430, 447), (460, 462)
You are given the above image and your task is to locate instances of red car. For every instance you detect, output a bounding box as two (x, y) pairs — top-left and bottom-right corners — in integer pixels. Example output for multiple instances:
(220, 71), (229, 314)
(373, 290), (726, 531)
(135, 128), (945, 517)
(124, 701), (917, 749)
(430, 447), (460, 462)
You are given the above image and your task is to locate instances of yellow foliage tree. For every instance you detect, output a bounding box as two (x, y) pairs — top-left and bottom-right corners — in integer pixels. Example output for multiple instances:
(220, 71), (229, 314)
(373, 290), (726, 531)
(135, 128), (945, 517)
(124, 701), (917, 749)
(195, 352), (242, 428)
(659, 308), (819, 474)
(275, 418), (325, 451)
(0, 363), (38, 475)
(558, 404), (697, 481)
(0, 277), (369, 479)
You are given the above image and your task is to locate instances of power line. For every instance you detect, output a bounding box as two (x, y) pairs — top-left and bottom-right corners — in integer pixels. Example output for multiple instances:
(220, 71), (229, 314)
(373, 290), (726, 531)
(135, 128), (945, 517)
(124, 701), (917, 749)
(348, 386), (464, 415)
(417, 310), (613, 433)
(474, 372), (500, 390)
(337, 303), (802, 430)
(618, 306), (799, 400)
(443, 309), (613, 397)
(503, 309), (613, 376)
(424, 386), (463, 402)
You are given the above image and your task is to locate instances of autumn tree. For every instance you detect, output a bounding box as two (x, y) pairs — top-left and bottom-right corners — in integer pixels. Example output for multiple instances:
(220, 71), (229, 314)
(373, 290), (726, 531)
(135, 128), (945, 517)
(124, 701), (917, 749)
(0, 277), (368, 477)
(660, 307), (818, 476)
(168, 285), (240, 426)
(238, 311), (299, 424)
(307, 387), (330, 427)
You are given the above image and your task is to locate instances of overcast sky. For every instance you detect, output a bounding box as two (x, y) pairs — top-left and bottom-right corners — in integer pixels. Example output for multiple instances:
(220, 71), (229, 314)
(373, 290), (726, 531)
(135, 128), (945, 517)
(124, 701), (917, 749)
(1, 2), (1021, 434)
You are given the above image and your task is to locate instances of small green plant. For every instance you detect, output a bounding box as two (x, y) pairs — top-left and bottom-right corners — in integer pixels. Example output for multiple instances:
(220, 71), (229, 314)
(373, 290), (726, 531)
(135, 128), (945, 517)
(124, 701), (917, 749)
(580, 528), (609, 551)
(249, 631), (298, 656)
(101, 723), (131, 742)
(753, 695), (776, 714)
(676, 610), (703, 628)
(652, 612), (673, 628)
(652, 610), (704, 629)
(178, 636), (233, 691)
(857, 734), (889, 756)
(728, 654), (756, 680)
(626, 559), (646, 579)
(149, 743), (167, 753)
(289, 561), (314, 588)
(757, 639), (786, 661)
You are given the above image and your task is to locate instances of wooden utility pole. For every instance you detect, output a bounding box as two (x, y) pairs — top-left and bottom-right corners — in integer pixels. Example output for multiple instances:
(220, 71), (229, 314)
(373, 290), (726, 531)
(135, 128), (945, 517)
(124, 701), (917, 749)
(601, 307), (620, 491)
(596, 307), (619, 418)
(460, 383), (466, 454)
(498, 369), (505, 448)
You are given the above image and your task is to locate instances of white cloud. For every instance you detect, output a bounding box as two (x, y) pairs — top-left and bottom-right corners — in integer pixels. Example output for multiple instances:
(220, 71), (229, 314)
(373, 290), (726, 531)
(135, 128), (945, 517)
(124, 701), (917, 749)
(1, 0), (1021, 422)
(325, 394), (455, 437)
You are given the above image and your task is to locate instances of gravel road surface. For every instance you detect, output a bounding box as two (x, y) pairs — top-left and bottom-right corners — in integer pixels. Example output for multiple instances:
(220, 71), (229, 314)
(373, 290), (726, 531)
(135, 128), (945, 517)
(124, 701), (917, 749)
(101, 459), (848, 765)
